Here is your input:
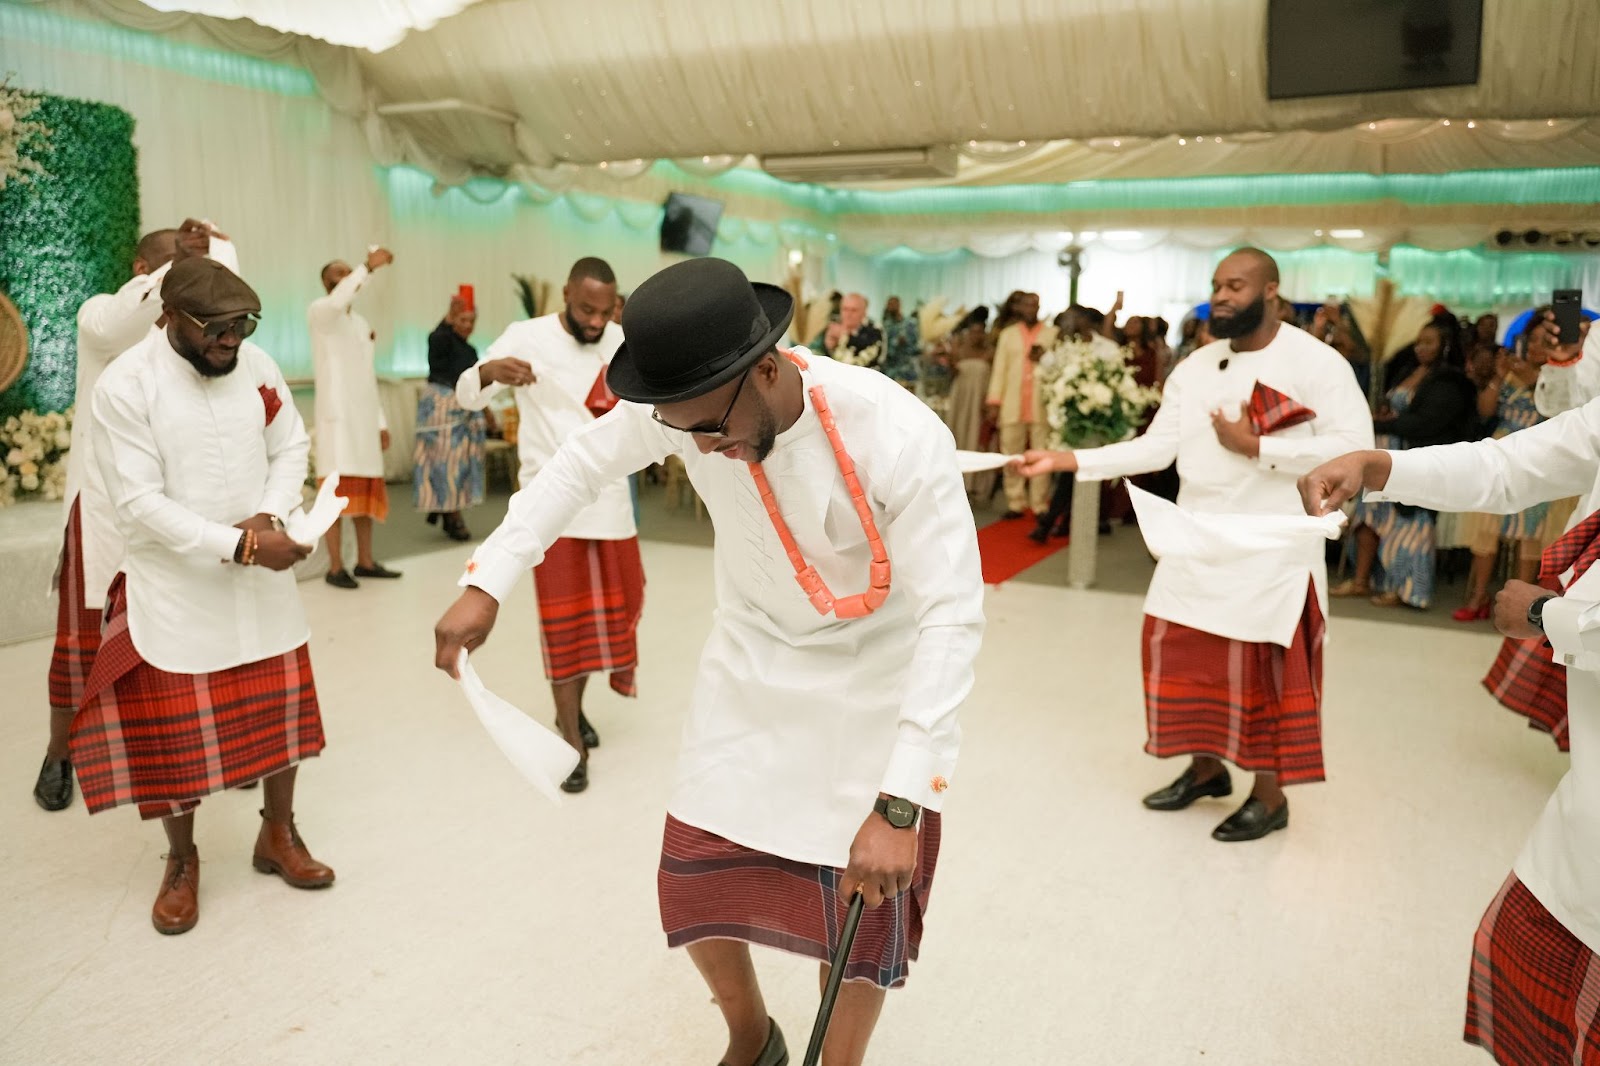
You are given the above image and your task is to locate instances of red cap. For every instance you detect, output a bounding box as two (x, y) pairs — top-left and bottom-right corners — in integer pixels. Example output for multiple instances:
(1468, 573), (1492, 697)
(458, 284), (475, 312)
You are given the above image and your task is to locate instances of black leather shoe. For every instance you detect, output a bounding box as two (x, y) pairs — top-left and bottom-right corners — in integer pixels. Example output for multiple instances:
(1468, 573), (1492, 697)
(718, 1018), (788, 1066)
(1027, 524), (1049, 544)
(1212, 797), (1289, 842)
(353, 563), (402, 579)
(1142, 765), (1232, 811)
(578, 711), (601, 750)
(1001, 510), (1026, 520)
(325, 569), (359, 590)
(33, 755), (74, 811)
(560, 762), (589, 794)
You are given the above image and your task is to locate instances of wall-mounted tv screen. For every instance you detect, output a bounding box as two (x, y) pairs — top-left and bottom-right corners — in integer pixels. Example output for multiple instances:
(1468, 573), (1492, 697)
(1267, 0), (1482, 99)
(661, 192), (724, 257)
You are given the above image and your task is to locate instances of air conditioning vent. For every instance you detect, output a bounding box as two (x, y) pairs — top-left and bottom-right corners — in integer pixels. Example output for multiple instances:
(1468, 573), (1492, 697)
(760, 146), (959, 183)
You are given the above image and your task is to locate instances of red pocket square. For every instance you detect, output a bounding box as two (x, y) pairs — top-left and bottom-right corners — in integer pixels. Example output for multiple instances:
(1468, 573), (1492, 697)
(585, 369), (619, 418)
(259, 384), (283, 426)
(1248, 382), (1316, 435)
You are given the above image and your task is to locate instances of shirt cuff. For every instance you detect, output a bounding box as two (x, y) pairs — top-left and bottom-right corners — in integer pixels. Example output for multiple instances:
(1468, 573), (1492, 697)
(458, 540), (539, 602)
(259, 489), (303, 520)
(879, 739), (957, 813)
(1255, 434), (1290, 473)
(1542, 597), (1600, 671)
(1363, 450), (1414, 503)
(1072, 450), (1115, 483)
(204, 523), (244, 563)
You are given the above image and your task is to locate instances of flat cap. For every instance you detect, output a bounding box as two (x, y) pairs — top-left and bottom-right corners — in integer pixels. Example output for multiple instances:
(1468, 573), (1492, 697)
(161, 257), (261, 319)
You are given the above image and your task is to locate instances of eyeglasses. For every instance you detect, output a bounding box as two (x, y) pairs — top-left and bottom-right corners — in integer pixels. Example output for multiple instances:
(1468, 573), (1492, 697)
(179, 308), (258, 341)
(651, 369), (750, 438)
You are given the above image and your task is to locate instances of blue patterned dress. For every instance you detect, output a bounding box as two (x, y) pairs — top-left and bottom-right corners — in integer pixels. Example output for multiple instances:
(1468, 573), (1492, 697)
(1352, 384), (1435, 607)
(412, 321), (486, 513)
(1488, 380), (1550, 541)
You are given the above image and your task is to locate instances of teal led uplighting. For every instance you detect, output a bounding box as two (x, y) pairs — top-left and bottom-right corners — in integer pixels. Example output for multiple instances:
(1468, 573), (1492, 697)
(820, 168), (1600, 218)
(0, 5), (317, 97)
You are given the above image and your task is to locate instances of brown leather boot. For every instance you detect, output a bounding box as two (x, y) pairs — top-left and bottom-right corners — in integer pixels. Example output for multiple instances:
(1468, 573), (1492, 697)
(152, 848), (200, 935)
(251, 810), (335, 889)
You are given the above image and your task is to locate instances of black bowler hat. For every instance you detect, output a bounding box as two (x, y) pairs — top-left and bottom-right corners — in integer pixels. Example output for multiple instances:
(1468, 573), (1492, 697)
(607, 258), (794, 404)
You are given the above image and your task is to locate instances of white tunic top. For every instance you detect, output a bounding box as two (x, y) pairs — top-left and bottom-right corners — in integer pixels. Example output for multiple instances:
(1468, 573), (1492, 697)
(462, 350), (985, 866)
(1074, 324), (1375, 646)
(66, 239), (240, 608)
(90, 331), (311, 674)
(1373, 398), (1600, 953)
(456, 314), (633, 541)
(309, 265), (387, 479)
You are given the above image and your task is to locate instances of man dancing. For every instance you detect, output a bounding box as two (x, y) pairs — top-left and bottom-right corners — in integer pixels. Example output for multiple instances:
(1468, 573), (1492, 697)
(454, 257), (639, 793)
(35, 219), (231, 810)
(76, 258), (334, 935)
(435, 257), (982, 1066)
(1017, 249), (1373, 841)
(1299, 320), (1598, 1063)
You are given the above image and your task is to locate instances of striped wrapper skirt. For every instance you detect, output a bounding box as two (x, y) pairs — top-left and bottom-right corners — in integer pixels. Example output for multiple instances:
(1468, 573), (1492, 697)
(533, 537), (645, 697)
(49, 498), (101, 714)
(1465, 874), (1600, 1064)
(1483, 637), (1570, 752)
(413, 383), (486, 514)
(69, 575), (325, 820)
(1140, 581), (1327, 786)
(658, 812), (942, 989)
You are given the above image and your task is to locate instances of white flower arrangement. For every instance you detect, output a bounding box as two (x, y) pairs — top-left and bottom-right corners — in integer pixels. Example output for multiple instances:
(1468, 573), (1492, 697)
(1, 407), (73, 506)
(0, 76), (50, 189)
(1036, 338), (1161, 448)
(834, 340), (882, 368)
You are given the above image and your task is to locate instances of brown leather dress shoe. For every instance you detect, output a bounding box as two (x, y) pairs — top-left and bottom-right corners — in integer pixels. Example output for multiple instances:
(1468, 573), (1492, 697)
(152, 849), (200, 935)
(252, 811), (335, 888)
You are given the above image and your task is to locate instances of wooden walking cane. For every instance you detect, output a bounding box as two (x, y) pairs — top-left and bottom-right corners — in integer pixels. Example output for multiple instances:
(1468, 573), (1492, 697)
(802, 891), (866, 1066)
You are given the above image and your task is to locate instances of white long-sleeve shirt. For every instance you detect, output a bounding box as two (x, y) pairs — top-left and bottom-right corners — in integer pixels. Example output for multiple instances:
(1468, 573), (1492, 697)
(1368, 397), (1600, 953)
(66, 238), (240, 607)
(461, 350), (985, 866)
(456, 314), (633, 541)
(309, 264), (386, 480)
(1074, 324), (1375, 645)
(90, 331), (311, 674)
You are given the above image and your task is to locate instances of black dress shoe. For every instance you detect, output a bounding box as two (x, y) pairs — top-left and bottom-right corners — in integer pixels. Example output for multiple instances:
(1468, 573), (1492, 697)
(1001, 510), (1026, 520)
(325, 569), (359, 590)
(560, 762), (589, 794)
(353, 563), (402, 579)
(1212, 797), (1289, 842)
(1027, 524), (1049, 544)
(33, 755), (74, 811)
(426, 512), (441, 526)
(718, 1018), (789, 1066)
(1142, 765), (1233, 811)
(578, 711), (601, 750)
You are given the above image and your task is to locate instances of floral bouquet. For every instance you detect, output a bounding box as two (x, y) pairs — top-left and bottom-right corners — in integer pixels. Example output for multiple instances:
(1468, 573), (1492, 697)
(833, 338), (883, 369)
(1036, 338), (1160, 448)
(0, 76), (51, 189)
(1, 408), (72, 507)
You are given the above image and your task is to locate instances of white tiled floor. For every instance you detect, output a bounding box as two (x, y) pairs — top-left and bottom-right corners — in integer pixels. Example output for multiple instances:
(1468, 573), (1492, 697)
(0, 542), (1568, 1064)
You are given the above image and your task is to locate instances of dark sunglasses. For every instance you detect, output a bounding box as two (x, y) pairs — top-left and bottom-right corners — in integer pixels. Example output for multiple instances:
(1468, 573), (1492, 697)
(651, 369), (750, 438)
(179, 308), (259, 341)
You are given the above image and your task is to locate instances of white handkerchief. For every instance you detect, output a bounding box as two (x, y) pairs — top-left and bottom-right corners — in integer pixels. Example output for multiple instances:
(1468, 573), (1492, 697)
(956, 451), (1021, 473)
(1127, 482), (1345, 563)
(285, 472), (350, 546)
(455, 651), (581, 805)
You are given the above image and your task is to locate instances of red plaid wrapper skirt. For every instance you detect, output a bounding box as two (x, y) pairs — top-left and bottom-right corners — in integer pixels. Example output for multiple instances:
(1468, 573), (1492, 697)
(658, 813), (942, 990)
(533, 537), (645, 697)
(69, 575), (325, 819)
(1465, 874), (1600, 1064)
(1141, 581), (1326, 785)
(49, 498), (101, 713)
(1483, 637), (1570, 752)
(322, 475), (389, 522)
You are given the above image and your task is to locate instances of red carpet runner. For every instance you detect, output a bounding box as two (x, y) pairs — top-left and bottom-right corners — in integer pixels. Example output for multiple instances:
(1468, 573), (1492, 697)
(975, 515), (1070, 585)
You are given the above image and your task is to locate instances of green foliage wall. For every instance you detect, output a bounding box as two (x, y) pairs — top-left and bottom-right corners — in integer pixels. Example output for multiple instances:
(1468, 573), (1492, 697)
(0, 93), (139, 418)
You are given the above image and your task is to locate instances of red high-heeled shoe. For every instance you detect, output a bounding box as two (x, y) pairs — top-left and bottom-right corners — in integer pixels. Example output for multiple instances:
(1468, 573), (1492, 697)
(1452, 603), (1492, 622)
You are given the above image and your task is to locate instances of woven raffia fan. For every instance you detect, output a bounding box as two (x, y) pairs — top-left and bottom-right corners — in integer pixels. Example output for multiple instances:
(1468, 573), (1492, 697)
(0, 289), (26, 395)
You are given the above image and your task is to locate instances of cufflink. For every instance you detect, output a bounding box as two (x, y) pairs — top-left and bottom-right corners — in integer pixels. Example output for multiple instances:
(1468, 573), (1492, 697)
(930, 775), (949, 794)
(464, 560), (479, 575)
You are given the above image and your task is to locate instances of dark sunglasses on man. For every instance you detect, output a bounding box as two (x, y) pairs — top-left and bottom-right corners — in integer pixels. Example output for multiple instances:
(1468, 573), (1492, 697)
(179, 308), (259, 341)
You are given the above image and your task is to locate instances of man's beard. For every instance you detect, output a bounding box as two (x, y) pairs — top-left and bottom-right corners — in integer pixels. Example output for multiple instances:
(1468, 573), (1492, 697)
(1210, 294), (1267, 339)
(565, 307), (602, 345)
(749, 391), (780, 463)
(176, 339), (239, 378)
